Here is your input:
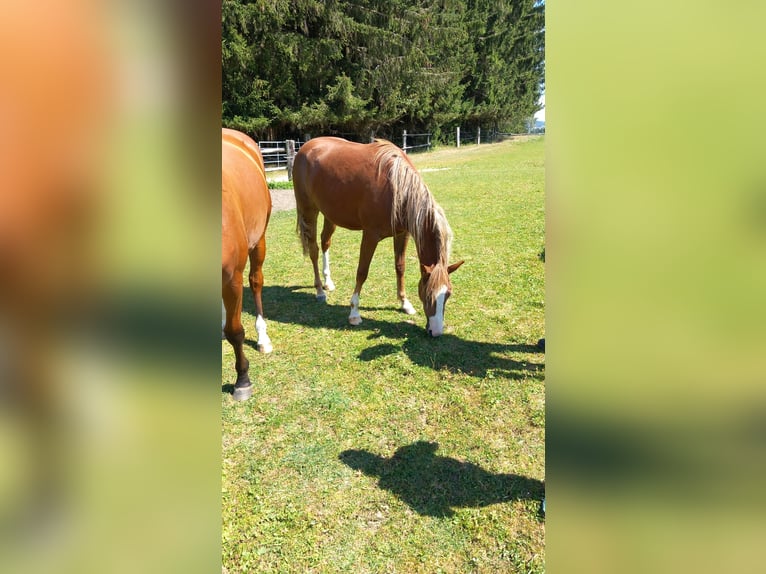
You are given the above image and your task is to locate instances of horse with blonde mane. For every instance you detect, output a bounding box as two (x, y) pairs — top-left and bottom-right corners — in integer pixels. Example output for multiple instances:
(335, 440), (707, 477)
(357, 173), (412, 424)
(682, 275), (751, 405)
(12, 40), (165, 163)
(222, 128), (273, 400)
(293, 137), (463, 336)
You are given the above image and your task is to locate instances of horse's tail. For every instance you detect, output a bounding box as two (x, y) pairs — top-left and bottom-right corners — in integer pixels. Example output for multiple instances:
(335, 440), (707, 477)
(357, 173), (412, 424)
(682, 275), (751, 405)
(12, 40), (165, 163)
(291, 149), (312, 257)
(296, 210), (312, 257)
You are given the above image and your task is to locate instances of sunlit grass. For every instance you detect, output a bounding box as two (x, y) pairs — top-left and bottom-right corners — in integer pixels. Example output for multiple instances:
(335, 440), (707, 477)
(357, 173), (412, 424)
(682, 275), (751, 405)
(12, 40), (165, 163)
(223, 137), (545, 573)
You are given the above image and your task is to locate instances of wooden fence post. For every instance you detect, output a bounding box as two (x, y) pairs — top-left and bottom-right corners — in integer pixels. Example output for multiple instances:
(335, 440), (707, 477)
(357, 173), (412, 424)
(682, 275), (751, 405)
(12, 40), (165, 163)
(286, 139), (295, 181)
(402, 130), (407, 153)
(456, 127), (460, 148)
(477, 127), (481, 145)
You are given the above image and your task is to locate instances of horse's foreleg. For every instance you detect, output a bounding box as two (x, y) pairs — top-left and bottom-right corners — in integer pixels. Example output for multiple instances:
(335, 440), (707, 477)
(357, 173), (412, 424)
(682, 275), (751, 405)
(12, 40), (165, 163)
(249, 235), (272, 354)
(349, 232), (379, 325)
(393, 231), (416, 315)
(222, 274), (252, 401)
(320, 218), (337, 292)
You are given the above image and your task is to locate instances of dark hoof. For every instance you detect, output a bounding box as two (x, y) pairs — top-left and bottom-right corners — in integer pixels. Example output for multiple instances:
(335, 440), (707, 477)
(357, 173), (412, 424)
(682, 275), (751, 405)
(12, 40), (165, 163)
(232, 385), (253, 401)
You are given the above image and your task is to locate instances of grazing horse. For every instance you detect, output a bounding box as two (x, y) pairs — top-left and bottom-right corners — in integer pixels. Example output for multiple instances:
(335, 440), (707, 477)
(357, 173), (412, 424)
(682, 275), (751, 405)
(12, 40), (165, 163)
(293, 137), (463, 337)
(221, 128), (273, 401)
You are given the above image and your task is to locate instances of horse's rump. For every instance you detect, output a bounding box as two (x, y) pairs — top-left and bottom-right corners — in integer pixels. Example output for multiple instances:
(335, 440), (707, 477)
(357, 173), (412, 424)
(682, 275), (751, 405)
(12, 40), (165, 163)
(221, 131), (271, 254)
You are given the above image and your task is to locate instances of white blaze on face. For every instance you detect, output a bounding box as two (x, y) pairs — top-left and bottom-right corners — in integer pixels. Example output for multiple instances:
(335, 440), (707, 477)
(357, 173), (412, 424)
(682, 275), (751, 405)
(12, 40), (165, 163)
(427, 285), (448, 337)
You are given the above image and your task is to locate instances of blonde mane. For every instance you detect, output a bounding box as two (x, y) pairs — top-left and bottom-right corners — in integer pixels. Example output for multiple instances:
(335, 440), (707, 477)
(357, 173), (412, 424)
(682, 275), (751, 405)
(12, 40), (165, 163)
(373, 140), (452, 266)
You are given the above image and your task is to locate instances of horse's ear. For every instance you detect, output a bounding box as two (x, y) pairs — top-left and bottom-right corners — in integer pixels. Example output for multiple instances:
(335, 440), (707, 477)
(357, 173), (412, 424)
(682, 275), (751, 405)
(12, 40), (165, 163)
(447, 260), (465, 274)
(420, 263), (435, 275)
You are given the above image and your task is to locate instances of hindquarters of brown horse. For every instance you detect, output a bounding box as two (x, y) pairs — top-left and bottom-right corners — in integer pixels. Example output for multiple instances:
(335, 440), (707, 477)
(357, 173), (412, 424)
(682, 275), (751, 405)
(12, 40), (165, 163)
(221, 128), (272, 400)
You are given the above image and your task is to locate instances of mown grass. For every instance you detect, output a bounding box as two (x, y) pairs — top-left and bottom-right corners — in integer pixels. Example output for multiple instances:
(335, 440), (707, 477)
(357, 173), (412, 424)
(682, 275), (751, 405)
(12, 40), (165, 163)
(267, 179), (295, 190)
(222, 137), (545, 573)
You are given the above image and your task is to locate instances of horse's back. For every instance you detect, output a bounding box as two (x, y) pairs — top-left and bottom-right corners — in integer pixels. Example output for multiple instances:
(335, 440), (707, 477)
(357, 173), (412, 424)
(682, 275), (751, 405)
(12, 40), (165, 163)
(222, 128), (271, 255)
(295, 137), (373, 174)
(222, 128), (267, 173)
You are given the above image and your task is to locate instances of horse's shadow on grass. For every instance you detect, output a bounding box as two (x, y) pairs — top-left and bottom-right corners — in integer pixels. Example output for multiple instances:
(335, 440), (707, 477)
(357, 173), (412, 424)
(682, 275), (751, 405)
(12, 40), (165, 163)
(258, 285), (544, 380)
(339, 441), (544, 518)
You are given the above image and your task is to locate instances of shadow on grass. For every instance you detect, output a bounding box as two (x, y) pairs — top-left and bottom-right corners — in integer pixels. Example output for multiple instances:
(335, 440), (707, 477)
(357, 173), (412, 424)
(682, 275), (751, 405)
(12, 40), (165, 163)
(256, 285), (544, 380)
(254, 286), (545, 379)
(364, 335), (543, 380)
(339, 441), (544, 518)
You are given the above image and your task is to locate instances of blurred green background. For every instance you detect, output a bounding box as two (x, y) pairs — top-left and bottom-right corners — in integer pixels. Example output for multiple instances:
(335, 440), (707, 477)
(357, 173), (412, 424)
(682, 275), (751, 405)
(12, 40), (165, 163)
(548, 2), (766, 573)
(3, 1), (765, 572)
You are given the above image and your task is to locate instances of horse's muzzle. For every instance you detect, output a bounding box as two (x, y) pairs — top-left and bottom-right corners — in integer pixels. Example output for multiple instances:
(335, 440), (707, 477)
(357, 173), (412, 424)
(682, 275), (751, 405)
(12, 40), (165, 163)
(426, 320), (443, 337)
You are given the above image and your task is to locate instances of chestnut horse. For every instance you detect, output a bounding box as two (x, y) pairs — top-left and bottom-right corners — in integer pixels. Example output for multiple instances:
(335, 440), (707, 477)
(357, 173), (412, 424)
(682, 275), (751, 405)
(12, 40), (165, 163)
(222, 128), (273, 401)
(293, 137), (463, 337)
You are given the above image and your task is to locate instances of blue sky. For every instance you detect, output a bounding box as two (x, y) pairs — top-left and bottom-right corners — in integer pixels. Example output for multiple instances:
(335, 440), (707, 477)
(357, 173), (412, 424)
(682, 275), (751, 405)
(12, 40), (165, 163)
(534, 93), (545, 122)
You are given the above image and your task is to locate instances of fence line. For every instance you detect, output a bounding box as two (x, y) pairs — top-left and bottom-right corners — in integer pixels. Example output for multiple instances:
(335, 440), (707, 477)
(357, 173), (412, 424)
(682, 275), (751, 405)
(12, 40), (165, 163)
(256, 128), (541, 176)
(258, 140), (302, 178)
(401, 130), (432, 153)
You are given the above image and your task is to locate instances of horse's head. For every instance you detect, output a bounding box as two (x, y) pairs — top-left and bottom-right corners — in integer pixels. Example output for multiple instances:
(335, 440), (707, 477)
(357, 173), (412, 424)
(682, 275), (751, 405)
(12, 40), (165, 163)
(418, 260), (464, 337)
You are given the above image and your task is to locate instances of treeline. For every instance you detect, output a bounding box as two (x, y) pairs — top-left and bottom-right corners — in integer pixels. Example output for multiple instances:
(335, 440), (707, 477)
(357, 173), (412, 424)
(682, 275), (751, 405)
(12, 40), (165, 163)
(222, 0), (544, 140)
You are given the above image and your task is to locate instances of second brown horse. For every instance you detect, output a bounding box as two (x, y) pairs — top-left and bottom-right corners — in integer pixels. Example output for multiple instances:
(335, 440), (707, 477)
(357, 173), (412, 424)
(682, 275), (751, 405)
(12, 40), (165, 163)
(293, 137), (463, 337)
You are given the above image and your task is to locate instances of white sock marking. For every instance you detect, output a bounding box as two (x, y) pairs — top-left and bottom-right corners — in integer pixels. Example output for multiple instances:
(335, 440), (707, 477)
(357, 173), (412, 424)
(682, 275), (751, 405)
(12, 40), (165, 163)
(256, 314), (272, 353)
(349, 293), (362, 325)
(323, 251), (335, 291)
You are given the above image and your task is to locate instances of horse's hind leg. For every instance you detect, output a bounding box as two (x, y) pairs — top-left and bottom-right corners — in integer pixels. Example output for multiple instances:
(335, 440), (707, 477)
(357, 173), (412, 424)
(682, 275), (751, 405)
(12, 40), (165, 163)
(320, 218), (337, 292)
(296, 202), (326, 301)
(222, 273), (252, 401)
(306, 215), (327, 302)
(248, 234), (272, 353)
(393, 231), (416, 315)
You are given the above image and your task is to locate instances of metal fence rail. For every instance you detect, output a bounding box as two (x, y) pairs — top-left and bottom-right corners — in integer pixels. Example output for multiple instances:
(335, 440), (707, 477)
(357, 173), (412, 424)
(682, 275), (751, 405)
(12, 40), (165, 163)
(255, 128), (541, 173)
(258, 140), (303, 173)
(401, 131), (432, 153)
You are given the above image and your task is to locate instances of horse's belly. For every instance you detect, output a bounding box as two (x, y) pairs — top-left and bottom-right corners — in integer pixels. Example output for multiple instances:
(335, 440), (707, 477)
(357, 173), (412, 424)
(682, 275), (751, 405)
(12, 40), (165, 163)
(322, 210), (363, 231)
(315, 192), (391, 235)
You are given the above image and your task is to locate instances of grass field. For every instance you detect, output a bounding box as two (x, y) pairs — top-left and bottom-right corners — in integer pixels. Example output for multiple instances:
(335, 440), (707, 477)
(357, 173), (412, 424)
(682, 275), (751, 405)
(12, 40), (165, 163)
(222, 137), (545, 573)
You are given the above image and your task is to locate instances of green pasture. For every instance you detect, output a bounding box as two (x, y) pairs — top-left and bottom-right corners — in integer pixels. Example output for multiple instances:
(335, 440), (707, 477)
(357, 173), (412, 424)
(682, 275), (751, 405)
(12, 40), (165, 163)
(222, 137), (545, 573)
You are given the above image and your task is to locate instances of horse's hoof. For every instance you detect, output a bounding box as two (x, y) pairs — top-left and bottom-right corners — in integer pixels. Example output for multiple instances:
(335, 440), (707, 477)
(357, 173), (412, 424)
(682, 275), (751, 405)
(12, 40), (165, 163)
(324, 280), (336, 292)
(316, 293), (327, 303)
(401, 300), (416, 315)
(232, 384), (253, 401)
(349, 316), (362, 326)
(257, 342), (273, 354)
